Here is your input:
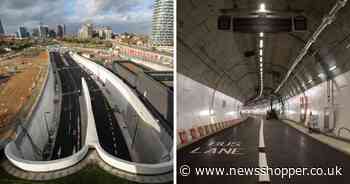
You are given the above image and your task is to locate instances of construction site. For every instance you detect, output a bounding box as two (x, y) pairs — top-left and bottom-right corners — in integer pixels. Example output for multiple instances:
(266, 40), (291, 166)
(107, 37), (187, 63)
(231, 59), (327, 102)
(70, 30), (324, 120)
(0, 49), (48, 140)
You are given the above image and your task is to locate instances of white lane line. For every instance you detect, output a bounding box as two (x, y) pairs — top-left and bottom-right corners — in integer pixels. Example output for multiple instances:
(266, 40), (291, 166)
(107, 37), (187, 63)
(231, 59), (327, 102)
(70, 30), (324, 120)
(259, 152), (270, 182)
(258, 119), (270, 183)
(259, 119), (265, 149)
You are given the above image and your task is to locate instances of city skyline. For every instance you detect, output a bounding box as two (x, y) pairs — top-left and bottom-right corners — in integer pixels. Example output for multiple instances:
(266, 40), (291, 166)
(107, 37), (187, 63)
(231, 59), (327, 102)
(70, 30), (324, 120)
(0, 0), (153, 35)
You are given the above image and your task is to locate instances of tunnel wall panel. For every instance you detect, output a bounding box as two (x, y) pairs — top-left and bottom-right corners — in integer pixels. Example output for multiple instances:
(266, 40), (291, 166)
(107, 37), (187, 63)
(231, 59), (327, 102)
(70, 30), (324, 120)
(281, 70), (350, 139)
(177, 74), (243, 146)
(177, 74), (242, 130)
(244, 70), (350, 140)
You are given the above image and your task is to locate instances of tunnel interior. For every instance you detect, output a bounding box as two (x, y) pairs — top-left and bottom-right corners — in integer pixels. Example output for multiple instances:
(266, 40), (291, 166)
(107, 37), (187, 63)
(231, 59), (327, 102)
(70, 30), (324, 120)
(178, 1), (350, 183)
(178, 0), (350, 106)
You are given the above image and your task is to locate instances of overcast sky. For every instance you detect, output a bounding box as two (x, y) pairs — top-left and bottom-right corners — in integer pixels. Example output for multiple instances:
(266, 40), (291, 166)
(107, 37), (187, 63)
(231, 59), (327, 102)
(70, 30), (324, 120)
(0, 0), (153, 35)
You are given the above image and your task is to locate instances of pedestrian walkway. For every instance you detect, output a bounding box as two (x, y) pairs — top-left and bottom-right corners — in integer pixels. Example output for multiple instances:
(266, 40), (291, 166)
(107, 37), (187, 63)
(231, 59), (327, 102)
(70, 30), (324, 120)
(281, 119), (350, 156)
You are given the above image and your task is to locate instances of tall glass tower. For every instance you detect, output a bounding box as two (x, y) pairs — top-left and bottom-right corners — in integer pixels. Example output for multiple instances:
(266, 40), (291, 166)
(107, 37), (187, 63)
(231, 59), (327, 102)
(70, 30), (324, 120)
(151, 0), (174, 46)
(0, 19), (5, 35)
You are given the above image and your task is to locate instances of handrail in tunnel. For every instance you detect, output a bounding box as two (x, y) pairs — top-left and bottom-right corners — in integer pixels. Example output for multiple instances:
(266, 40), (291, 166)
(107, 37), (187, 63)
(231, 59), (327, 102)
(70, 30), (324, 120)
(338, 127), (350, 137)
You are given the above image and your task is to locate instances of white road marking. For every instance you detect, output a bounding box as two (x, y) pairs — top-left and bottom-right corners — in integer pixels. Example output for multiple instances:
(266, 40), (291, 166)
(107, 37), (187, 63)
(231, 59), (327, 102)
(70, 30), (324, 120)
(258, 119), (270, 183)
(259, 152), (270, 182)
(259, 119), (265, 149)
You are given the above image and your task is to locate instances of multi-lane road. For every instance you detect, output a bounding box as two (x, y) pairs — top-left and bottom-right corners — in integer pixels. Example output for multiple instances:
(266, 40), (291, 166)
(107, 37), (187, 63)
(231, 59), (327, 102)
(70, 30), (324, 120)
(63, 53), (131, 161)
(51, 52), (81, 159)
(50, 52), (130, 161)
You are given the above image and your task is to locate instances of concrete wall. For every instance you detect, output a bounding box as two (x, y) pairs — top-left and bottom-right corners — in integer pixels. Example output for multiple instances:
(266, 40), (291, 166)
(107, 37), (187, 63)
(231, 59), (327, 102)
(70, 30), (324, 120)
(121, 56), (172, 71)
(81, 78), (99, 147)
(177, 74), (243, 146)
(82, 77), (173, 175)
(5, 63), (89, 172)
(14, 58), (56, 161)
(137, 72), (174, 128)
(5, 142), (88, 172)
(177, 74), (242, 130)
(112, 62), (173, 128)
(5, 72), (173, 175)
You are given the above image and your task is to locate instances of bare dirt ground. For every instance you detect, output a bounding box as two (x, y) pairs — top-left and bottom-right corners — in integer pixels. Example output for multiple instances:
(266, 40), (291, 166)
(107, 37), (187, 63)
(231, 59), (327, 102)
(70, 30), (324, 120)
(0, 50), (48, 139)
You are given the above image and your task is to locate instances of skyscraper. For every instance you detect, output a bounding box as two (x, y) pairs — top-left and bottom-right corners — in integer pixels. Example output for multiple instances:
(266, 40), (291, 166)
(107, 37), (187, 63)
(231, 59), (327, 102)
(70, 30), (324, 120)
(32, 28), (39, 37)
(151, 0), (174, 46)
(56, 24), (64, 38)
(39, 24), (49, 38)
(0, 19), (5, 35)
(18, 26), (29, 39)
(62, 24), (66, 36)
(78, 23), (93, 39)
(98, 26), (112, 40)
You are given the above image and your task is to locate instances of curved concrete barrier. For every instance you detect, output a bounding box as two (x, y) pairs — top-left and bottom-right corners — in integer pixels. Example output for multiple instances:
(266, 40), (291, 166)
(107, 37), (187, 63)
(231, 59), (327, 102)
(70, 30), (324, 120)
(4, 55), (172, 178)
(71, 53), (162, 133)
(81, 77), (172, 175)
(81, 78), (99, 147)
(5, 142), (89, 172)
(95, 144), (172, 175)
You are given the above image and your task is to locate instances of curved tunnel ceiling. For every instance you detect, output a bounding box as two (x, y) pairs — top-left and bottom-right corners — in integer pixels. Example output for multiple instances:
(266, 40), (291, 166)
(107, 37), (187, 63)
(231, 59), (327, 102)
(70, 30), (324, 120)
(178, 0), (350, 104)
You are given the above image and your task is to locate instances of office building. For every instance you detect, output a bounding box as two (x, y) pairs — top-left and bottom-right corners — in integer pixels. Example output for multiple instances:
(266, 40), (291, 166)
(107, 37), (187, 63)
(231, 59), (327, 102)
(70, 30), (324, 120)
(78, 23), (93, 39)
(17, 26), (29, 39)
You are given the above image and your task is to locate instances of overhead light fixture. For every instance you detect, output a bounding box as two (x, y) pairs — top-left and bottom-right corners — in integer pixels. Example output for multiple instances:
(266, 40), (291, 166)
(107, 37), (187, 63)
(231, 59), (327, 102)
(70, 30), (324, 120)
(260, 63), (263, 67)
(329, 65), (337, 71)
(199, 110), (214, 116)
(307, 79), (313, 83)
(259, 40), (264, 48)
(259, 49), (263, 56)
(259, 57), (263, 62)
(318, 73), (326, 79)
(258, 3), (266, 12)
(259, 32), (264, 37)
